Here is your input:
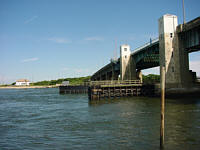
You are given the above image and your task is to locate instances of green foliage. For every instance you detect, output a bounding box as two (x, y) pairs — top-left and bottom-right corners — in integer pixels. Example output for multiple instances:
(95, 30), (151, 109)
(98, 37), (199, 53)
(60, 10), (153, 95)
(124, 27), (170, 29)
(0, 84), (9, 87)
(11, 82), (16, 85)
(23, 74), (159, 86)
(32, 76), (91, 86)
(142, 74), (160, 84)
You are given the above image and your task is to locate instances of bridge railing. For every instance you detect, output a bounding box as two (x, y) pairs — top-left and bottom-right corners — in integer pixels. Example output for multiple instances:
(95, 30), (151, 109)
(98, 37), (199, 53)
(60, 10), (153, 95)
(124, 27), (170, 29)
(89, 80), (142, 86)
(132, 38), (159, 54)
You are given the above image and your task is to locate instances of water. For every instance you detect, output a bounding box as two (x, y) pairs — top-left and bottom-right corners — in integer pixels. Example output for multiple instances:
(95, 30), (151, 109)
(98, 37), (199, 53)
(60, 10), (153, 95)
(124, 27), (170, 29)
(0, 88), (200, 150)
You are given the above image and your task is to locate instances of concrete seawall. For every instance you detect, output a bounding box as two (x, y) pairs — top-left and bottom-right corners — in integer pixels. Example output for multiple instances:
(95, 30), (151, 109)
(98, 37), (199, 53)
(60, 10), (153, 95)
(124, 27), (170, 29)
(154, 83), (200, 98)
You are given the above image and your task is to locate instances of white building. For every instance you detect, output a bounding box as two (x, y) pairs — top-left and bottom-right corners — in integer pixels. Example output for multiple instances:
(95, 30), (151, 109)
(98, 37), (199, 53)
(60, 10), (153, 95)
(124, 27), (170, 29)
(16, 79), (30, 86)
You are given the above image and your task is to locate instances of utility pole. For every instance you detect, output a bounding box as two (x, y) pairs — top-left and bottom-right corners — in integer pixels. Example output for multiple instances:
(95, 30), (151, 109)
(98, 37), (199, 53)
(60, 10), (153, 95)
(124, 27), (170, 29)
(160, 66), (165, 149)
(182, 0), (186, 24)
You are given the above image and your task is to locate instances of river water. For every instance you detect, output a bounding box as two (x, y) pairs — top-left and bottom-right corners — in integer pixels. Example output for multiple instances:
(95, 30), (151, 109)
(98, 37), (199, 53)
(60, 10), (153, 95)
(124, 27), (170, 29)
(0, 88), (200, 150)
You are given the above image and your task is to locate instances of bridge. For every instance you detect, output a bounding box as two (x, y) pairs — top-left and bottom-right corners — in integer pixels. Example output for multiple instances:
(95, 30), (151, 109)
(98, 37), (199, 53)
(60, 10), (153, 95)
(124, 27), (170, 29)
(91, 14), (200, 88)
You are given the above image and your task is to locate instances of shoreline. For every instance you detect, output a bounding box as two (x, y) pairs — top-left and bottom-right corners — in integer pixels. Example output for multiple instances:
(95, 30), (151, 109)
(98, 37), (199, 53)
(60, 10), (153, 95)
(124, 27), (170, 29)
(0, 85), (59, 89)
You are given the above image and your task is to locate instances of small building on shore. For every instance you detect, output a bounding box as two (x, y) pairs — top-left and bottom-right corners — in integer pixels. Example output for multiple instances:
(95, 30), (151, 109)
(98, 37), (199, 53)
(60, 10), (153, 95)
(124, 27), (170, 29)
(16, 79), (30, 86)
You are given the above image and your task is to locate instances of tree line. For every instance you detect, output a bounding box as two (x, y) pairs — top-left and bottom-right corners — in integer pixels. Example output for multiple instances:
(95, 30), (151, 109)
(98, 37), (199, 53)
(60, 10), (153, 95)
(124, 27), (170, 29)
(31, 74), (160, 86)
(142, 74), (160, 84)
(9, 74), (160, 86)
(31, 76), (91, 86)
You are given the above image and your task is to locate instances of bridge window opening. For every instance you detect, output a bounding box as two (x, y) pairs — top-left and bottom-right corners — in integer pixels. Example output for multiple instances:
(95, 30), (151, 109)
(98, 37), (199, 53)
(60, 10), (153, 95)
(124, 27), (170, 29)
(124, 48), (127, 51)
(189, 52), (200, 80)
(125, 55), (127, 58)
(142, 67), (159, 76)
(170, 33), (173, 38)
(172, 51), (173, 58)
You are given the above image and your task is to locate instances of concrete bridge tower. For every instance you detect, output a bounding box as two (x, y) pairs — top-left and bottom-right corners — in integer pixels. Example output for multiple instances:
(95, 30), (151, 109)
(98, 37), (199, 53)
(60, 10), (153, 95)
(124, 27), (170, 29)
(120, 44), (137, 80)
(159, 14), (192, 88)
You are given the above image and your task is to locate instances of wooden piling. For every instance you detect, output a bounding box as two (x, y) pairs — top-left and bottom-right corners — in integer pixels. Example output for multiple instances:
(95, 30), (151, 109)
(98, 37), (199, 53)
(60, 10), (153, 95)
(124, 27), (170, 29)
(88, 80), (152, 101)
(59, 85), (88, 94)
(160, 66), (165, 149)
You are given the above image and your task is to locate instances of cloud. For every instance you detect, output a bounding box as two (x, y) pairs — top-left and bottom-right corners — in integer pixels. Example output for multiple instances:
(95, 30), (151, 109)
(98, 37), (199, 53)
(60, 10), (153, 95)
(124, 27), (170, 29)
(24, 16), (38, 24)
(47, 37), (71, 44)
(142, 67), (159, 75)
(21, 57), (39, 63)
(84, 36), (104, 41)
(190, 60), (200, 76)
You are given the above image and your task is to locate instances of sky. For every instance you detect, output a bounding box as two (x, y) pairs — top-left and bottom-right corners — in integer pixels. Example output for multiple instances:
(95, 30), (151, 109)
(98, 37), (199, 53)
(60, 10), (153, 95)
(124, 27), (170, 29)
(0, 0), (200, 84)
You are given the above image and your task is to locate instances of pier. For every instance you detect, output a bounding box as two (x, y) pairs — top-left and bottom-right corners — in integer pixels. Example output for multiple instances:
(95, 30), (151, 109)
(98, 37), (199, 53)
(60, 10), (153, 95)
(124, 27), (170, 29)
(88, 80), (156, 100)
(59, 80), (157, 100)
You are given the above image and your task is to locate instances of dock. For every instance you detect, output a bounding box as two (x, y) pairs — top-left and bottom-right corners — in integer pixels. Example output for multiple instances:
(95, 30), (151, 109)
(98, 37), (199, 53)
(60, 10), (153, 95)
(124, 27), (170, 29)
(59, 80), (157, 100)
(88, 80), (155, 100)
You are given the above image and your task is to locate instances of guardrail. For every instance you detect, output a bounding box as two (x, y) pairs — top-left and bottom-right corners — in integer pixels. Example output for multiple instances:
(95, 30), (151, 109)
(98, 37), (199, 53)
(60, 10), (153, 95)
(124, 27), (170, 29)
(90, 80), (142, 86)
(132, 38), (159, 55)
(60, 80), (142, 87)
(61, 83), (89, 86)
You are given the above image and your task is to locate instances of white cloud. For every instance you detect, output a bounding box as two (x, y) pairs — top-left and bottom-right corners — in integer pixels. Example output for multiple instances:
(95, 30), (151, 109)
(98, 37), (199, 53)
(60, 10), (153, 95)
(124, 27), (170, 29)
(84, 36), (104, 41)
(21, 57), (39, 63)
(47, 37), (71, 44)
(190, 60), (200, 77)
(24, 16), (38, 24)
(142, 67), (160, 75)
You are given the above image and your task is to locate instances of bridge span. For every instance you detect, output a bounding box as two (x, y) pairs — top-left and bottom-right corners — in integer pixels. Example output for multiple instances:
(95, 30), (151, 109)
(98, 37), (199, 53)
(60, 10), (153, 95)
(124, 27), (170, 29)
(91, 14), (200, 88)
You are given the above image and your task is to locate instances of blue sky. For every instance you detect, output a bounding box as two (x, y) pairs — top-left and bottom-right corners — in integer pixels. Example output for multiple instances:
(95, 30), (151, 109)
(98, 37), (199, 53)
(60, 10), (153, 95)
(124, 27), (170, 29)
(0, 0), (200, 84)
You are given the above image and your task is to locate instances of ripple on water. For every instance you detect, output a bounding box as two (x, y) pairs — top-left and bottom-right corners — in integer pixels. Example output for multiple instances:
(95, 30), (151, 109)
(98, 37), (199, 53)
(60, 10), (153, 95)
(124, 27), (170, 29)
(0, 88), (200, 150)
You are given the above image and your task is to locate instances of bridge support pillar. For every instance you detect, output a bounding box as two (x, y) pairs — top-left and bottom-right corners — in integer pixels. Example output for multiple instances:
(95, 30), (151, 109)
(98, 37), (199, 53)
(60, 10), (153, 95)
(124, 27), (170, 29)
(159, 14), (192, 88)
(120, 44), (137, 80)
(136, 70), (143, 83)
